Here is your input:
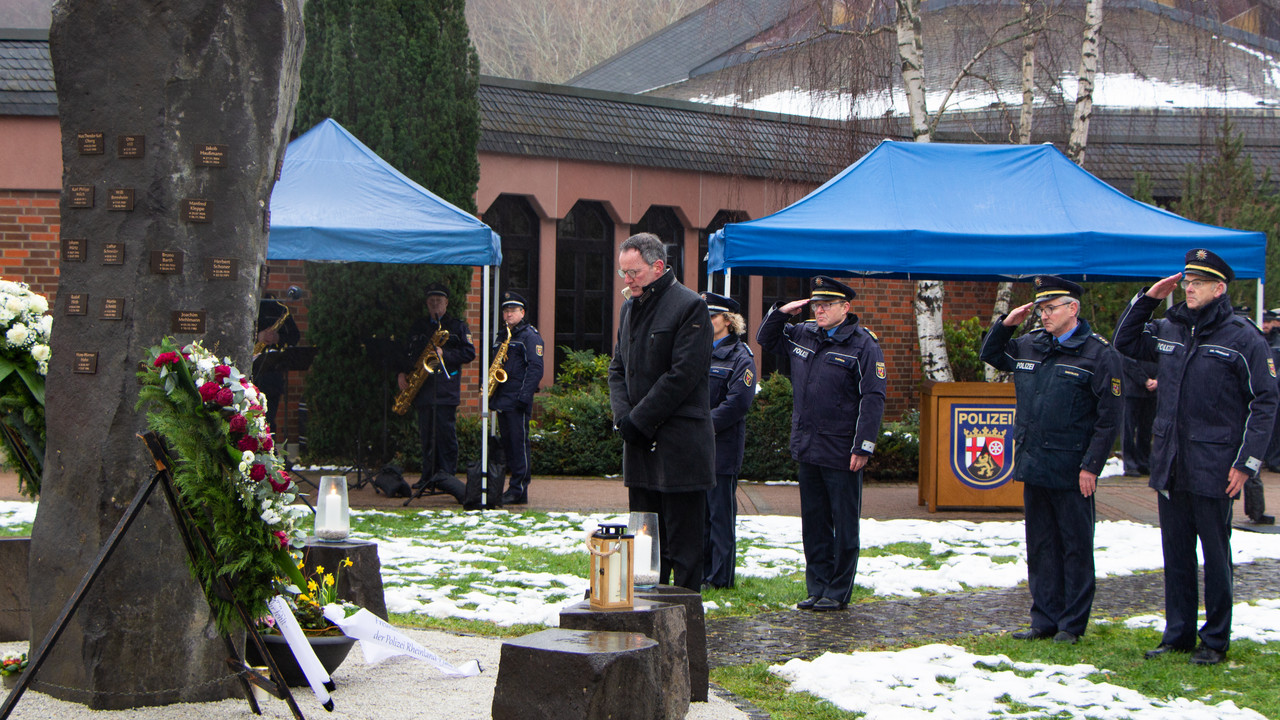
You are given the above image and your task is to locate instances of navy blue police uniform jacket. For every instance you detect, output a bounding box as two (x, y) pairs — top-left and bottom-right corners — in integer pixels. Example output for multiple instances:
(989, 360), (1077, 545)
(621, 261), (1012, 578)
(490, 321), (545, 413)
(709, 333), (756, 475)
(400, 314), (476, 407)
(1113, 292), (1279, 497)
(756, 306), (886, 470)
(979, 317), (1122, 488)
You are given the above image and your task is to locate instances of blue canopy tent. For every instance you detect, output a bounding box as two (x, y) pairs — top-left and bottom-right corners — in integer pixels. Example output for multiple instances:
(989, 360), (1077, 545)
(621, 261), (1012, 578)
(267, 119), (505, 499)
(709, 141), (1266, 308)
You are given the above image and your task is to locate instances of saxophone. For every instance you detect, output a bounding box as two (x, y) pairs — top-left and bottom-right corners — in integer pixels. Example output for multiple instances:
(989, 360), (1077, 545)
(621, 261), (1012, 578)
(392, 326), (449, 415)
(253, 302), (291, 356)
(487, 325), (511, 398)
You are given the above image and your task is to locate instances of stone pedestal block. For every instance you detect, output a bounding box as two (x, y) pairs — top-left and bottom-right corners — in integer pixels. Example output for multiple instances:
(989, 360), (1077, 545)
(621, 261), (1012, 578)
(637, 585), (707, 702)
(302, 538), (387, 620)
(491, 629), (660, 720)
(0, 537), (30, 641)
(560, 599), (689, 720)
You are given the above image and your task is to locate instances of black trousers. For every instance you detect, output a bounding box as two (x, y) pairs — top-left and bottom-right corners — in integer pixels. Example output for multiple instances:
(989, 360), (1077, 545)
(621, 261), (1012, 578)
(1122, 396), (1156, 474)
(256, 370), (286, 433)
(629, 486), (706, 592)
(497, 409), (531, 497)
(703, 473), (738, 588)
(1023, 484), (1096, 636)
(415, 402), (458, 476)
(797, 462), (863, 605)
(1157, 489), (1235, 652)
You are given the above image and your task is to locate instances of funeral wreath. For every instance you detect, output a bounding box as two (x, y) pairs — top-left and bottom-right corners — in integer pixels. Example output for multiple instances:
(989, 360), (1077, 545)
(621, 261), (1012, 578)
(0, 280), (50, 497)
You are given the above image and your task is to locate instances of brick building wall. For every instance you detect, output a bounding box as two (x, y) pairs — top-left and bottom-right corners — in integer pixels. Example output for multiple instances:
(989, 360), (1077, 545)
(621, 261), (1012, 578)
(0, 190), (61, 299)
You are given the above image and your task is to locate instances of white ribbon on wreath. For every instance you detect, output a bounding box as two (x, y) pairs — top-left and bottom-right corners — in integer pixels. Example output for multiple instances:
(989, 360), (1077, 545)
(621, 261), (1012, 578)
(322, 605), (481, 677)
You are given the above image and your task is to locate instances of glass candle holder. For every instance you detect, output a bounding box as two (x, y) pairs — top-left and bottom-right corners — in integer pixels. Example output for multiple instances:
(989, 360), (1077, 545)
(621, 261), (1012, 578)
(315, 475), (350, 542)
(627, 511), (660, 588)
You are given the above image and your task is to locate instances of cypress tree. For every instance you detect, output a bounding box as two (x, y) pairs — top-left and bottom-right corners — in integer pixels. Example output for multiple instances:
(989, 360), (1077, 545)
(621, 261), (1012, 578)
(293, 0), (481, 462)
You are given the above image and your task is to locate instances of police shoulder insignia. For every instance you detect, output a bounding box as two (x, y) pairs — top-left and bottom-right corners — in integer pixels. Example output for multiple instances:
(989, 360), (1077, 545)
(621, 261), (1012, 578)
(1270, 358), (1276, 378)
(1093, 333), (1109, 345)
(865, 327), (879, 341)
(536, 343), (544, 357)
(743, 369), (755, 387)
(1111, 377), (1121, 396)
(876, 361), (887, 379)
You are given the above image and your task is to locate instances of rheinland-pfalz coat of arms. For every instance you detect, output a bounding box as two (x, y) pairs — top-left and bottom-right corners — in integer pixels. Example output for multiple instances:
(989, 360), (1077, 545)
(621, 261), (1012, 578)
(950, 404), (1016, 490)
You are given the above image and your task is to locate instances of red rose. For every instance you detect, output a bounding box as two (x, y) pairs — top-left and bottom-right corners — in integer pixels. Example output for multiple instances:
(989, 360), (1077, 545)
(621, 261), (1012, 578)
(237, 436), (260, 452)
(198, 381), (220, 402)
(260, 435), (274, 451)
(228, 414), (247, 434)
(270, 475), (291, 493)
(152, 352), (180, 367)
(249, 404), (264, 414)
(214, 364), (232, 381)
(214, 388), (234, 406)
(274, 530), (289, 547)
(250, 463), (267, 481)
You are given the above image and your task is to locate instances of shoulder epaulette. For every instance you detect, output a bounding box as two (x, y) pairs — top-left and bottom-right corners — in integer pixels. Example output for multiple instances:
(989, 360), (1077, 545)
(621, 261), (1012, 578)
(864, 327), (880, 342)
(1091, 333), (1110, 345)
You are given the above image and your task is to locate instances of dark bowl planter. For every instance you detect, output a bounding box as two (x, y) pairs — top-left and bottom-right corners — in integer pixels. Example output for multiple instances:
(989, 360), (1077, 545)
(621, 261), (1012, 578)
(246, 633), (356, 687)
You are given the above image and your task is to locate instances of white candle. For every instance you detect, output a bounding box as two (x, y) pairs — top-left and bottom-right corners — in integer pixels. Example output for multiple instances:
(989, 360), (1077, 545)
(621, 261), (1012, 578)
(324, 487), (340, 530)
(634, 534), (653, 575)
(606, 544), (621, 602)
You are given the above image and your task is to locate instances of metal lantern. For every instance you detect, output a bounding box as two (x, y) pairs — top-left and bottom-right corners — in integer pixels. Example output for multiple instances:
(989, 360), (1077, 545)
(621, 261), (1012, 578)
(314, 475), (350, 541)
(587, 524), (634, 610)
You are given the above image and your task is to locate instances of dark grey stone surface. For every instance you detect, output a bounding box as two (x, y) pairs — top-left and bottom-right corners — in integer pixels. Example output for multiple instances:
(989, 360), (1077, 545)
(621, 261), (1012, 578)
(302, 538), (388, 620)
(637, 585), (707, 702)
(492, 628), (661, 720)
(560, 599), (689, 720)
(0, 537), (29, 641)
(28, 0), (302, 708)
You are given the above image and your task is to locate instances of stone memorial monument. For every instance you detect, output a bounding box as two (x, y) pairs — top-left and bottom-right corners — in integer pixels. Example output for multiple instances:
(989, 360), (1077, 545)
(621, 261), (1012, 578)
(28, 0), (303, 708)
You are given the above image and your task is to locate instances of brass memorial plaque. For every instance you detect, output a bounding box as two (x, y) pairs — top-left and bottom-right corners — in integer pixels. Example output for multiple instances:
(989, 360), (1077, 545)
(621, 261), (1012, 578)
(76, 132), (104, 155)
(262, 207), (270, 233)
(101, 242), (125, 265)
(73, 352), (98, 374)
(182, 198), (211, 223)
(117, 135), (144, 158)
(100, 298), (124, 320)
(66, 293), (87, 316)
(196, 144), (227, 167)
(69, 185), (94, 208)
(108, 188), (134, 211)
(61, 238), (87, 262)
(149, 250), (184, 275)
(203, 257), (239, 281)
(171, 310), (206, 334)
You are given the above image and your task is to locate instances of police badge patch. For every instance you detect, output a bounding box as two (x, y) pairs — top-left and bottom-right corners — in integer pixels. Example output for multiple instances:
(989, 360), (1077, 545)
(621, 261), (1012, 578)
(1111, 377), (1121, 396)
(743, 369), (754, 387)
(1270, 358), (1277, 378)
(951, 404), (1016, 490)
(876, 361), (886, 379)
(536, 344), (544, 357)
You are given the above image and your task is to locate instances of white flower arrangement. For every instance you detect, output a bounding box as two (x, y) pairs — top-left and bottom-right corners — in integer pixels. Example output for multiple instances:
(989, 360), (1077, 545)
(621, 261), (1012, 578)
(0, 280), (52, 375)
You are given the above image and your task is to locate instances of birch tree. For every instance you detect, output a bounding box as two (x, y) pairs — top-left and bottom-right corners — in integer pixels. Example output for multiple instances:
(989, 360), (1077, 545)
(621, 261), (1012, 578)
(1066, 0), (1102, 164)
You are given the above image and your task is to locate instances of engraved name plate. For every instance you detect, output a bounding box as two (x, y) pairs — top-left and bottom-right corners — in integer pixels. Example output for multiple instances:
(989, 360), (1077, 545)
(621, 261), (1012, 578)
(196, 144), (227, 167)
(117, 134), (144, 158)
(182, 198), (211, 223)
(203, 257), (239, 281)
(66, 293), (88, 316)
(61, 238), (87, 262)
(73, 352), (98, 374)
(69, 185), (94, 208)
(108, 188), (134, 211)
(101, 242), (125, 265)
(77, 132), (104, 155)
(149, 250), (184, 274)
(100, 298), (124, 320)
(171, 310), (206, 334)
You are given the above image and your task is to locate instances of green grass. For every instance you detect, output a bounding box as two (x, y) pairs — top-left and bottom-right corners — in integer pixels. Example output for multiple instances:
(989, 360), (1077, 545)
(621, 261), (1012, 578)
(701, 574), (877, 619)
(712, 664), (861, 720)
(0, 523), (30, 537)
(388, 612), (544, 638)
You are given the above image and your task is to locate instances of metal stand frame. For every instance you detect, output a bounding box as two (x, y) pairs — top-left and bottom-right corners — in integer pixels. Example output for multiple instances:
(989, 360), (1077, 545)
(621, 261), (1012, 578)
(0, 432), (307, 720)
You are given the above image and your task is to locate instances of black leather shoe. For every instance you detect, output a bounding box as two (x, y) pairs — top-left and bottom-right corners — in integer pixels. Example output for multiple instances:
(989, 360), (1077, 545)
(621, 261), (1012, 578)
(500, 491), (527, 505)
(811, 598), (847, 612)
(1053, 631), (1079, 644)
(1190, 646), (1226, 665)
(1011, 627), (1055, 640)
(1144, 643), (1191, 659)
(796, 595), (820, 610)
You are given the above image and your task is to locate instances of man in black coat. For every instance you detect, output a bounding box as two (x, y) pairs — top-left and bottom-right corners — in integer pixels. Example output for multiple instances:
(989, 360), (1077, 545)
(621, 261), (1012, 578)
(397, 284), (476, 484)
(701, 291), (756, 589)
(980, 276), (1122, 645)
(608, 233), (715, 591)
(491, 291), (545, 505)
(1121, 355), (1159, 476)
(757, 276), (885, 612)
(1113, 249), (1279, 665)
(252, 266), (301, 434)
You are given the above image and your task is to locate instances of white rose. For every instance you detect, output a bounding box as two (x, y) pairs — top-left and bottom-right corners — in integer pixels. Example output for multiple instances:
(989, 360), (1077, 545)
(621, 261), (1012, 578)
(29, 295), (47, 314)
(260, 508), (281, 525)
(5, 297), (24, 314)
(30, 344), (50, 362)
(6, 324), (29, 345)
(38, 315), (52, 337)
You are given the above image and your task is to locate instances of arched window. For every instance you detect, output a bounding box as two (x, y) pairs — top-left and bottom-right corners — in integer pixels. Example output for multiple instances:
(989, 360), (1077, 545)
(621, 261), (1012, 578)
(631, 206), (684, 284)
(482, 194), (539, 322)
(555, 201), (614, 369)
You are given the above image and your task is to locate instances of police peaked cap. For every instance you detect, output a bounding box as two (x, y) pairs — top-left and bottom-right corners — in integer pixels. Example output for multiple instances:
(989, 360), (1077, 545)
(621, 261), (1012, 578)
(425, 283), (449, 298)
(1032, 275), (1082, 304)
(810, 276), (856, 301)
(1184, 248), (1234, 283)
(500, 291), (526, 309)
(701, 291), (740, 315)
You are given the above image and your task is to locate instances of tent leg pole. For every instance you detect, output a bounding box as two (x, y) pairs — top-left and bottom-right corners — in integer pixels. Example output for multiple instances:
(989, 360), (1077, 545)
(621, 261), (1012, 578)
(1257, 279), (1264, 327)
(481, 265), (491, 508)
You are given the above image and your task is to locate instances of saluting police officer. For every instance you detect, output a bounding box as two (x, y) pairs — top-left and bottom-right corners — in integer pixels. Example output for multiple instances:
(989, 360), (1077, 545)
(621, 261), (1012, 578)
(1113, 249), (1279, 665)
(701, 292), (756, 589)
(980, 276), (1122, 645)
(757, 276), (886, 612)
(491, 292), (545, 505)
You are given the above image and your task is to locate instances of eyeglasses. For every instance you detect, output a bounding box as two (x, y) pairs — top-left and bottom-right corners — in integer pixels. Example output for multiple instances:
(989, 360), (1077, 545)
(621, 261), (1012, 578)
(1179, 278), (1216, 290)
(617, 265), (654, 281)
(1038, 301), (1073, 315)
(810, 300), (847, 312)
